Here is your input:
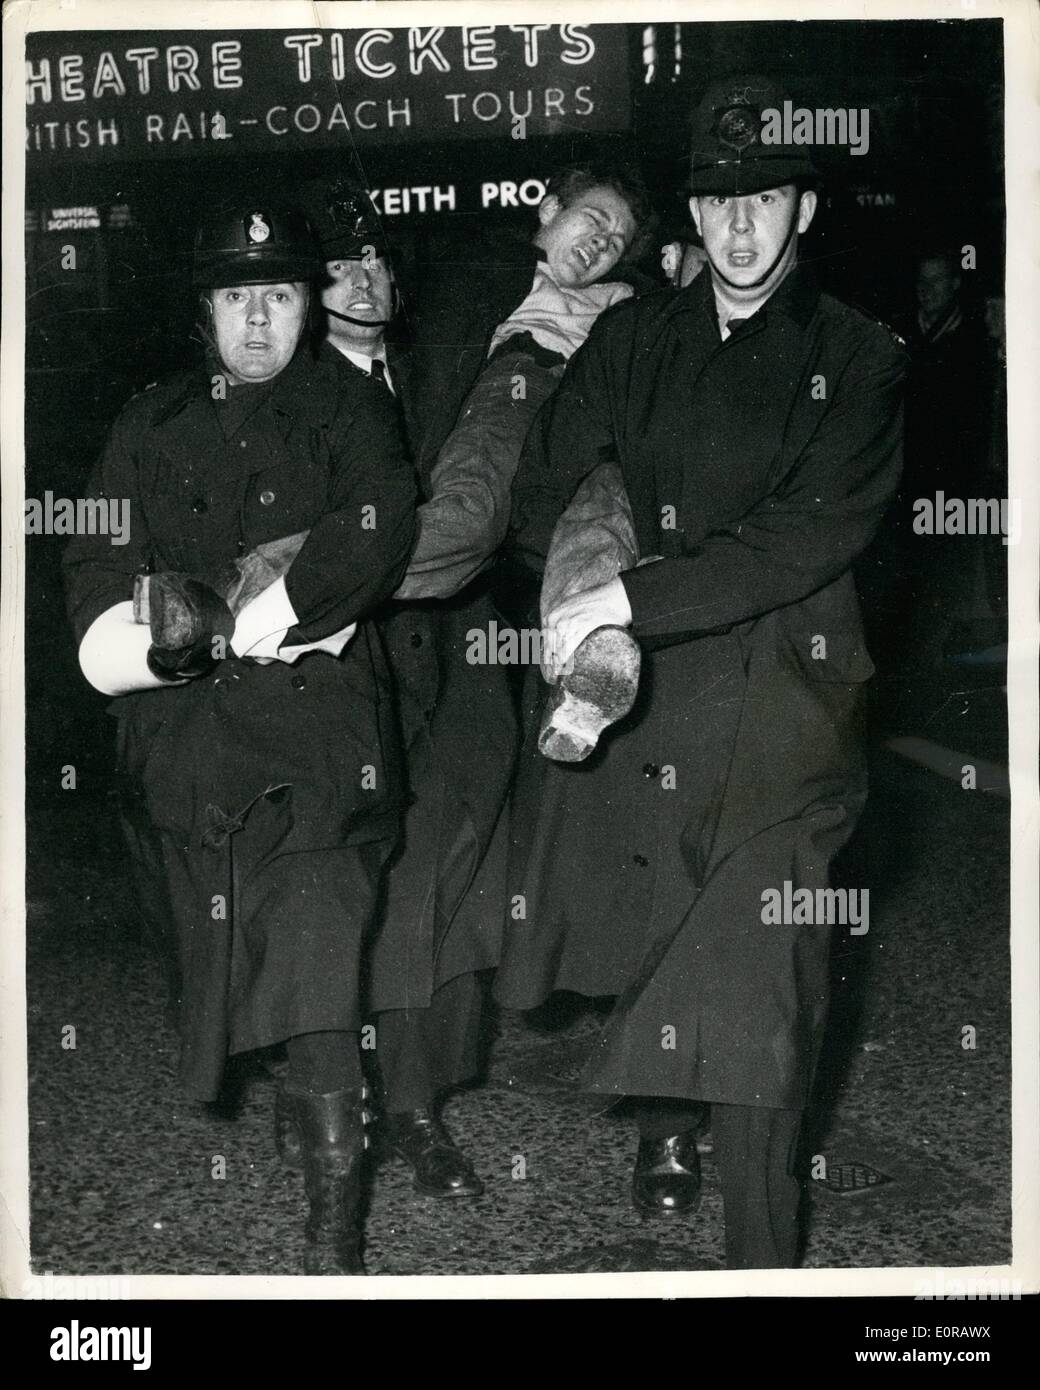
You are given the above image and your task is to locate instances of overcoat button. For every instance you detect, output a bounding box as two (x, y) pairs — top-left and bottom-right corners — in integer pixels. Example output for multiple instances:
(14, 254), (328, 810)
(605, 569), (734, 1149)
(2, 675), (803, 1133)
(633, 854), (649, 867)
(409, 632), (423, 648)
(259, 489), (276, 506)
(291, 673), (307, 691)
(643, 763), (659, 778)
(191, 497), (207, 514)
(236, 539), (247, 554)
(239, 440), (248, 448)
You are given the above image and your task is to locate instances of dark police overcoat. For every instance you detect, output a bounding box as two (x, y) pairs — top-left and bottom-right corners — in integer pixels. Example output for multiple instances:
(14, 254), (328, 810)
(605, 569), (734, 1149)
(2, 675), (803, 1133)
(496, 266), (906, 1110)
(63, 348), (417, 1098)
(319, 339), (523, 1014)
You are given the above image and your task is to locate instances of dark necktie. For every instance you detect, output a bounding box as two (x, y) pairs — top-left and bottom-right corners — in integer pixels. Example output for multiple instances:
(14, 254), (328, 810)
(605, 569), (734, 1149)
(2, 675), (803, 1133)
(369, 357), (395, 396)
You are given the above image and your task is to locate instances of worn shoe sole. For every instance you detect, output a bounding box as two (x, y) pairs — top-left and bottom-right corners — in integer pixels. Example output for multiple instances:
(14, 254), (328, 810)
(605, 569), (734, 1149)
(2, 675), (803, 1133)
(539, 625), (641, 763)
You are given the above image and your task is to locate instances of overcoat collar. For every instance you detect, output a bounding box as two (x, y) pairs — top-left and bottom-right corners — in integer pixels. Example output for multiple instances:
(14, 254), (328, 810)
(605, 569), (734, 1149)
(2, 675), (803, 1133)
(318, 337), (372, 382)
(151, 345), (321, 430)
(148, 346), (328, 487)
(677, 260), (820, 337)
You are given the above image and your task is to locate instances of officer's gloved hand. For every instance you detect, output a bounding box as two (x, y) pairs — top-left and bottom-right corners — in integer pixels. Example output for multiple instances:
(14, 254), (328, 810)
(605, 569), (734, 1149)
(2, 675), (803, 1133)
(143, 573), (236, 682)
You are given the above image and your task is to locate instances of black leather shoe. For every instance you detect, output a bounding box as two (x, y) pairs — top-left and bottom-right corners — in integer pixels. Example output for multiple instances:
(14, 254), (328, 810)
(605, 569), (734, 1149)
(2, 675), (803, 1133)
(383, 1108), (484, 1199)
(632, 1132), (702, 1217)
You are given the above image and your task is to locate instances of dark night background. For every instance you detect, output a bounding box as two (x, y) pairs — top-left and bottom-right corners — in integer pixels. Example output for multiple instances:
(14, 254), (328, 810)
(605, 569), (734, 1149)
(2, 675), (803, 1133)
(25, 21), (1004, 411)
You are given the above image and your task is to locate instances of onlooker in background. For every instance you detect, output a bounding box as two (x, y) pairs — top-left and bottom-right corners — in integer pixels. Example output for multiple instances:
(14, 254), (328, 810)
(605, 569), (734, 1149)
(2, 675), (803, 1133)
(866, 248), (987, 670)
(905, 248), (986, 500)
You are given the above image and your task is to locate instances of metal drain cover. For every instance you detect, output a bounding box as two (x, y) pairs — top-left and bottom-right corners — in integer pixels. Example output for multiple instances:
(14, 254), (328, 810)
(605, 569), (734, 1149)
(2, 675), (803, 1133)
(817, 1161), (894, 1196)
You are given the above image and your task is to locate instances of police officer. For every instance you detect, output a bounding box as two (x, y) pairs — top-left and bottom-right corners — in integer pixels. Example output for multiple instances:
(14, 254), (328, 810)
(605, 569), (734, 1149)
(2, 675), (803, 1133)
(299, 178), (415, 430)
(295, 176), (507, 1198)
(499, 77), (907, 1267)
(63, 200), (417, 1274)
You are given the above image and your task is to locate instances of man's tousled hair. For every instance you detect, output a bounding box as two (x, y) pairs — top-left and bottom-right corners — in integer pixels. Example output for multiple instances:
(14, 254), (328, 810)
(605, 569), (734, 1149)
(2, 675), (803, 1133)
(545, 159), (657, 263)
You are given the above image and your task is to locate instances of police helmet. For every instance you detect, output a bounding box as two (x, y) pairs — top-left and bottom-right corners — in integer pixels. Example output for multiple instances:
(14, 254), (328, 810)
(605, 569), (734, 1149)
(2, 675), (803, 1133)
(295, 178), (390, 262)
(688, 75), (819, 196)
(193, 201), (322, 289)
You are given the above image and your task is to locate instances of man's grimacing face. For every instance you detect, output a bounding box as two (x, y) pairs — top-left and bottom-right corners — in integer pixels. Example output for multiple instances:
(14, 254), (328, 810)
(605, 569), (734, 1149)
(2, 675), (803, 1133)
(211, 281), (308, 385)
(534, 183), (638, 289)
(322, 254), (396, 347)
(689, 184), (817, 292)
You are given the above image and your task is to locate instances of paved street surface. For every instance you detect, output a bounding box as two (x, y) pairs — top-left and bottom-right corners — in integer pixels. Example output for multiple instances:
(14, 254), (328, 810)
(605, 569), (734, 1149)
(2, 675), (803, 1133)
(23, 576), (1011, 1276)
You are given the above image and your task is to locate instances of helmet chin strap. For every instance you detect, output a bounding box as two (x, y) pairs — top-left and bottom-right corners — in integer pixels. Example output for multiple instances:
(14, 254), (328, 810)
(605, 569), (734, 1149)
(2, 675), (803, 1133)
(324, 276), (401, 330)
(709, 198), (801, 292)
(325, 305), (393, 329)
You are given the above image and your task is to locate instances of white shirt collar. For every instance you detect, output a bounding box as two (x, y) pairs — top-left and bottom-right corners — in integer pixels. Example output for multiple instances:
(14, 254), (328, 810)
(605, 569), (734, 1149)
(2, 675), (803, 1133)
(330, 342), (388, 376)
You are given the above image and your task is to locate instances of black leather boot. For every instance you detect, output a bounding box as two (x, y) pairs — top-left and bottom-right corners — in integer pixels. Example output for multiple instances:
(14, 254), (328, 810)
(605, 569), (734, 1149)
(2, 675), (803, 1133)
(382, 1107), (484, 1198)
(278, 1087), (369, 1274)
(276, 1082), (371, 1172)
(632, 1132), (702, 1217)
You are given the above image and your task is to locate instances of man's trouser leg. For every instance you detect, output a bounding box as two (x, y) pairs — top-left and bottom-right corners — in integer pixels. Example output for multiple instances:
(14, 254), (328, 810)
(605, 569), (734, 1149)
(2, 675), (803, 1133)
(632, 1097), (710, 1141)
(711, 1102), (803, 1270)
(286, 1029), (362, 1093)
(372, 971), (485, 1112)
(370, 974), (486, 1198)
(539, 461), (639, 624)
(536, 462), (642, 761)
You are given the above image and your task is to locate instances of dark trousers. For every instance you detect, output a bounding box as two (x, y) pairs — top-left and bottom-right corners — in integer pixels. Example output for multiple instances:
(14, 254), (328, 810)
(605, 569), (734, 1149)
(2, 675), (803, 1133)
(286, 1029), (361, 1093)
(634, 1097), (803, 1269)
(370, 971), (485, 1113)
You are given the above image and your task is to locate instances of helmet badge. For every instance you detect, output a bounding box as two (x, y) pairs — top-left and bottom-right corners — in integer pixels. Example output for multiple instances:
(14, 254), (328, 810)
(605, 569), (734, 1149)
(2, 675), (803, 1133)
(327, 189), (367, 240)
(715, 104), (760, 155)
(248, 213), (271, 244)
